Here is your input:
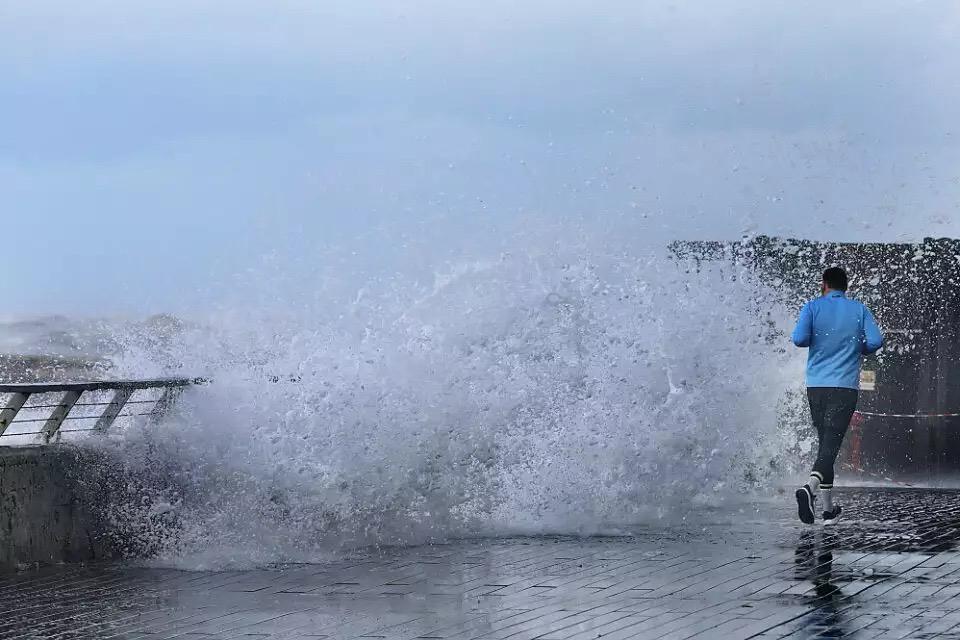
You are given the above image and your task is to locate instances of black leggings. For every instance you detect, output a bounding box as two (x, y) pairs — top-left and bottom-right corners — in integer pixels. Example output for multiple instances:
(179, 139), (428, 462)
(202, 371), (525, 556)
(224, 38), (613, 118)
(807, 387), (859, 487)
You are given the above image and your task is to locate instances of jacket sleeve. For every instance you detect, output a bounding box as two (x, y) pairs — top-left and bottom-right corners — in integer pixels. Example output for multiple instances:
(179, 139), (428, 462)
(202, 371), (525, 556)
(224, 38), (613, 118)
(791, 302), (813, 347)
(862, 306), (884, 354)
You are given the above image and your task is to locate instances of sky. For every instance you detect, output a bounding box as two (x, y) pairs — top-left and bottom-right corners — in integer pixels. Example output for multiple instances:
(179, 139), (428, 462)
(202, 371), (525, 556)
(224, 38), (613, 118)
(1, 1), (959, 315)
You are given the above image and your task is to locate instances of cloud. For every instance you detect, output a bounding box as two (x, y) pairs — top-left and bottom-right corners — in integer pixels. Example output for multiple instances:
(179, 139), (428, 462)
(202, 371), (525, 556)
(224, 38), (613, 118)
(4, 1), (958, 152)
(2, 1), (959, 313)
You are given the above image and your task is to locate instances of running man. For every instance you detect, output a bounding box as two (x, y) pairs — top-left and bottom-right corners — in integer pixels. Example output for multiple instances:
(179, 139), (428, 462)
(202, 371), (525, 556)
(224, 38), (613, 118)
(792, 267), (883, 525)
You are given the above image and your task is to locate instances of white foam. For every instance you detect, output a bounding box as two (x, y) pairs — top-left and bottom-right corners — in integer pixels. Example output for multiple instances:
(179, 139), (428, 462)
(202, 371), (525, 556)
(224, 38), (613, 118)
(81, 240), (806, 568)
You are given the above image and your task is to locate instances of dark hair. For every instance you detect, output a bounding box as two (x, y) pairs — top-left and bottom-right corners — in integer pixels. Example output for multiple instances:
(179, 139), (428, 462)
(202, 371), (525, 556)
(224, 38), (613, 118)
(822, 267), (848, 292)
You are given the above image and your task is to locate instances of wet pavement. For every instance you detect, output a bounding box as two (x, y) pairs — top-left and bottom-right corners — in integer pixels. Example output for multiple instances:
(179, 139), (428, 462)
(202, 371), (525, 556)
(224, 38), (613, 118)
(5, 488), (960, 639)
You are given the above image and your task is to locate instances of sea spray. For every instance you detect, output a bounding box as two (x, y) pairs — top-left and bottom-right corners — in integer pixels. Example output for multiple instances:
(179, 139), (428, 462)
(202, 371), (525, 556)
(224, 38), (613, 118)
(82, 243), (807, 567)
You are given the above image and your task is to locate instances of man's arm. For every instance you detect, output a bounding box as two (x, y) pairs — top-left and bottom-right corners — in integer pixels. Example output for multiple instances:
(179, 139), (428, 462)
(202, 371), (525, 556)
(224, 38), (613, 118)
(862, 306), (884, 354)
(791, 302), (813, 347)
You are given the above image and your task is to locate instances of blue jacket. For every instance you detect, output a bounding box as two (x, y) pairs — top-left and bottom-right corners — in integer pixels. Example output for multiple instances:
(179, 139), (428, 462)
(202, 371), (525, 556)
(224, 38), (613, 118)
(791, 290), (884, 389)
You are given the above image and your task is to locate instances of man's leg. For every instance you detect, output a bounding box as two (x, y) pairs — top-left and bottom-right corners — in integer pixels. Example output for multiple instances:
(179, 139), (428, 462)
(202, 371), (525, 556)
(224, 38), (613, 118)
(797, 388), (828, 524)
(807, 388), (828, 493)
(813, 388), (858, 519)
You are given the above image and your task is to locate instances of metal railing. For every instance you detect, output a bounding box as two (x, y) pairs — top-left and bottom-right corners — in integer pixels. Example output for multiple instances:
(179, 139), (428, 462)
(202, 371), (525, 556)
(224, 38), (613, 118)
(0, 378), (201, 443)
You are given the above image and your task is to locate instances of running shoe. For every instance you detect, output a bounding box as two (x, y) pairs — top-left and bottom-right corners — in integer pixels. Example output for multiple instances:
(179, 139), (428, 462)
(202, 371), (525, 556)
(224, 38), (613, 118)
(795, 485), (816, 525)
(822, 505), (842, 526)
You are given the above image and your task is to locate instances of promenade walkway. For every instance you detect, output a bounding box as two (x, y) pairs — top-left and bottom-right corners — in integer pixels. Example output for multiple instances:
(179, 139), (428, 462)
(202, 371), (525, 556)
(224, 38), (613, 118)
(5, 487), (960, 639)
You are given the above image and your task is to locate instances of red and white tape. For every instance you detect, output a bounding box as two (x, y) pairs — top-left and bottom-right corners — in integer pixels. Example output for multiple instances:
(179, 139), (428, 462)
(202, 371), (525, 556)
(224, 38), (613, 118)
(840, 462), (917, 488)
(855, 410), (960, 419)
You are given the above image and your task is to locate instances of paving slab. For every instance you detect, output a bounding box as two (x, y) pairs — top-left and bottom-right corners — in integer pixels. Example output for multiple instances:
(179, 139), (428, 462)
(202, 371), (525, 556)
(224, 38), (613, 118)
(6, 488), (960, 639)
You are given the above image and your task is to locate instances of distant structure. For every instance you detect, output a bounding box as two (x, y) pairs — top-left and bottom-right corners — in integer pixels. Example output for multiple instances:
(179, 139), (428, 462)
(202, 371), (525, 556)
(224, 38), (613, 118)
(670, 235), (960, 480)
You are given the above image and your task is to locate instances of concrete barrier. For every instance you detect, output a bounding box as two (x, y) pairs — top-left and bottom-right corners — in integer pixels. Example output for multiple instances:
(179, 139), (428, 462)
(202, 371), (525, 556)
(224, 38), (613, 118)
(0, 447), (113, 570)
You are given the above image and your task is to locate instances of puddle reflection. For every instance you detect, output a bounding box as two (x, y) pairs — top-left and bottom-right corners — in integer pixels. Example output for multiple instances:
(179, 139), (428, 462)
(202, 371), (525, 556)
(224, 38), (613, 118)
(794, 530), (847, 638)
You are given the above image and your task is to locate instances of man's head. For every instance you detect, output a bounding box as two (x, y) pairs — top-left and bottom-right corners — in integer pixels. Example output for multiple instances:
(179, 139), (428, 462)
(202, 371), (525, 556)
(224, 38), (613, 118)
(821, 267), (848, 294)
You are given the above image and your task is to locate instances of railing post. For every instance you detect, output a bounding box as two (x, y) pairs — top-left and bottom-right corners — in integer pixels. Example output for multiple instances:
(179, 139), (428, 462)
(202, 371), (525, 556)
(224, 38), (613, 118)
(40, 391), (82, 443)
(93, 388), (134, 434)
(0, 393), (30, 436)
(150, 387), (182, 422)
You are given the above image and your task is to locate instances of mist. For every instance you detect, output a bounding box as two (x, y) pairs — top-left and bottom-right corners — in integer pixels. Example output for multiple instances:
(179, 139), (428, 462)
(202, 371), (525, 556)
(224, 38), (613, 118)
(2, 1), (959, 315)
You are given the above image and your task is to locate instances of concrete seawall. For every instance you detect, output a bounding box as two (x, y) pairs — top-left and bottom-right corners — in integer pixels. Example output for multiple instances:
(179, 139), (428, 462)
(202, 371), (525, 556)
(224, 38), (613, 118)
(0, 447), (113, 570)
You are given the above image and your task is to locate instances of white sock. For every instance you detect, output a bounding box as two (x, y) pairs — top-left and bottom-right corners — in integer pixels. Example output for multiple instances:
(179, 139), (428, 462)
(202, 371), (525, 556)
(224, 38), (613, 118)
(822, 488), (834, 512)
(808, 474), (822, 494)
